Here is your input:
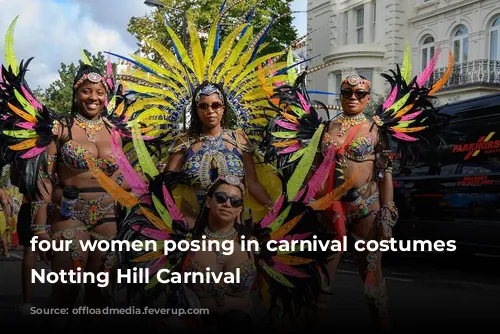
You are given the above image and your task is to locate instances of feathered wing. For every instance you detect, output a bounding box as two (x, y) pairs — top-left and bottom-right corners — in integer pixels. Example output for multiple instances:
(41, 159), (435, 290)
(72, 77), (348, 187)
(0, 17), (60, 198)
(250, 163), (338, 318)
(372, 43), (454, 168)
(105, 1), (300, 154)
(263, 71), (327, 186)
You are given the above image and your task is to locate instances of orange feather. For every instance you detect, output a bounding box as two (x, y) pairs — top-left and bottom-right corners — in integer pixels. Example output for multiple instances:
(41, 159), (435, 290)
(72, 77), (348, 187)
(272, 139), (299, 148)
(8, 103), (37, 124)
(310, 172), (358, 211)
(270, 214), (304, 239)
(392, 126), (426, 133)
(394, 104), (414, 118)
(274, 254), (313, 265)
(429, 51), (454, 95)
(9, 138), (37, 150)
(132, 251), (163, 262)
(280, 112), (299, 125)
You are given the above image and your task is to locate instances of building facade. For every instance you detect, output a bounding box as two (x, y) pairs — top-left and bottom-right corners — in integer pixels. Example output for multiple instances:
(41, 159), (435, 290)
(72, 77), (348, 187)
(307, 0), (500, 109)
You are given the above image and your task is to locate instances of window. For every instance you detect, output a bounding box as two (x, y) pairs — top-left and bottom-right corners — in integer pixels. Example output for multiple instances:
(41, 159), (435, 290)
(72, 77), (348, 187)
(490, 17), (500, 60)
(344, 12), (349, 45)
(356, 7), (364, 44)
(373, 1), (376, 42)
(452, 25), (469, 63)
(335, 73), (342, 105)
(421, 36), (435, 70)
(356, 68), (373, 84)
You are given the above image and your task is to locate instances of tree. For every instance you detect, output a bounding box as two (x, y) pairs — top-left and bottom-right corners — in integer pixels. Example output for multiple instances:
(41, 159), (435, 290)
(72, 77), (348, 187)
(35, 51), (116, 114)
(128, 0), (298, 63)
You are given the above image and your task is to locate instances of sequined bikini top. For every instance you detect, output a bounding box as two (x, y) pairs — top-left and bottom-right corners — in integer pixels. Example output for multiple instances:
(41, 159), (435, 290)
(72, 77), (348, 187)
(322, 128), (376, 162)
(181, 130), (245, 202)
(184, 252), (257, 307)
(59, 128), (119, 176)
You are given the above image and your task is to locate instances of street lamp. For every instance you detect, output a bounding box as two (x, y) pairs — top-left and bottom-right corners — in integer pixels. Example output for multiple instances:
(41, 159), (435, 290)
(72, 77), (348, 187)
(144, 0), (188, 131)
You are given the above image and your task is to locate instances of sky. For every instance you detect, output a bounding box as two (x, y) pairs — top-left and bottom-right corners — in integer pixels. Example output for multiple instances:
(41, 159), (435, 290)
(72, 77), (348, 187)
(0, 0), (308, 91)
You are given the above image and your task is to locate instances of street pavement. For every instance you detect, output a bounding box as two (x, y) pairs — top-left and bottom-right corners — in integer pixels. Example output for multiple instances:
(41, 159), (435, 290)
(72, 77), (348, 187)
(1, 248), (499, 332)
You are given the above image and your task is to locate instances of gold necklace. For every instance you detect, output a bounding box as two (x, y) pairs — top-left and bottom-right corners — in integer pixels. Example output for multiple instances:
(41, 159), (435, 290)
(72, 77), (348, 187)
(74, 114), (104, 142)
(336, 113), (366, 137)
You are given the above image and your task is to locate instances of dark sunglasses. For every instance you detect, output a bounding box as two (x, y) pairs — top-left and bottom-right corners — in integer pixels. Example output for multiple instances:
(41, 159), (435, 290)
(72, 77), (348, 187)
(197, 102), (224, 112)
(214, 192), (243, 208)
(340, 89), (370, 100)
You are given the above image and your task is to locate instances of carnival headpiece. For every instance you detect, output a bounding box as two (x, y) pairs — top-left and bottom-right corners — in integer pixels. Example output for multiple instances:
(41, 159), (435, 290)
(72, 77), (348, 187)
(105, 1), (331, 148)
(195, 83), (224, 103)
(73, 72), (108, 90)
(215, 174), (246, 195)
(342, 74), (371, 88)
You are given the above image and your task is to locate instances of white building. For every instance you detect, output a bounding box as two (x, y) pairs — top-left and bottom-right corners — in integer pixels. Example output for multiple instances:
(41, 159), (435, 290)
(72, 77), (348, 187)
(307, 0), (500, 110)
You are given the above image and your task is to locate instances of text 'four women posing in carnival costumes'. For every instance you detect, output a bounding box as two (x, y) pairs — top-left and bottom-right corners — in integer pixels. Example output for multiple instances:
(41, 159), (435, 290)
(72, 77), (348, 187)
(0, 1), (453, 331)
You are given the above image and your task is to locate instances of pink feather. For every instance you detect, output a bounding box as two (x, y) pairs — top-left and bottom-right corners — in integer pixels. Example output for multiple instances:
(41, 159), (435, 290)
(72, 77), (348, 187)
(272, 259), (309, 278)
(106, 55), (114, 90)
(298, 145), (336, 203)
(279, 143), (301, 155)
(382, 86), (397, 110)
(148, 256), (168, 275)
(162, 184), (185, 225)
(21, 146), (46, 159)
(17, 122), (35, 130)
(21, 86), (43, 110)
(416, 47), (441, 87)
(392, 131), (417, 141)
(110, 129), (149, 199)
(275, 232), (312, 242)
(131, 225), (172, 240)
(2, 115), (9, 120)
(276, 120), (298, 131)
(296, 92), (310, 114)
(260, 194), (285, 228)
(401, 110), (422, 121)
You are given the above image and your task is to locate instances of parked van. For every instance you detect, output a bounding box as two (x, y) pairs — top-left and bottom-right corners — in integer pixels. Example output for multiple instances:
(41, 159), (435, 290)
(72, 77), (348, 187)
(392, 93), (500, 255)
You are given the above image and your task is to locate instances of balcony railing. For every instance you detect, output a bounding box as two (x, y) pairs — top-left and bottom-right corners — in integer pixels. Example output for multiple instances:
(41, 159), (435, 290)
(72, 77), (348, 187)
(428, 59), (500, 89)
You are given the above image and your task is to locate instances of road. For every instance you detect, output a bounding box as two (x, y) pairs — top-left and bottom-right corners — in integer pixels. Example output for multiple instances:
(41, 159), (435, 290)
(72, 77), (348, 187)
(1, 248), (499, 332)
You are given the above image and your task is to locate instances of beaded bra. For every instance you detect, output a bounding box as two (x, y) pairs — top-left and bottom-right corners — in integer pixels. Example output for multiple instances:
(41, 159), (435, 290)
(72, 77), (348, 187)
(182, 130), (245, 204)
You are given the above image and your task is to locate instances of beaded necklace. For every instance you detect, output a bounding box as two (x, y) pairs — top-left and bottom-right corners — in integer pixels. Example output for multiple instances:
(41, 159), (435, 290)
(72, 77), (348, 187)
(203, 226), (237, 265)
(74, 113), (104, 143)
(335, 113), (366, 137)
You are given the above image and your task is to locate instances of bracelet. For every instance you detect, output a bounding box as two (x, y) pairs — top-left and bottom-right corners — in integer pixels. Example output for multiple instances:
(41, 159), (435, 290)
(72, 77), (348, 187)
(265, 199), (275, 211)
(377, 202), (399, 228)
(31, 224), (50, 233)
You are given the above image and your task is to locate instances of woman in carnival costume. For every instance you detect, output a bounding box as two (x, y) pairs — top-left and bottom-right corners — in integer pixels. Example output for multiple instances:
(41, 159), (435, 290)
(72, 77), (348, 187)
(0, 17), (164, 326)
(264, 45), (454, 330)
(108, 0), (336, 227)
(83, 0), (348, 329)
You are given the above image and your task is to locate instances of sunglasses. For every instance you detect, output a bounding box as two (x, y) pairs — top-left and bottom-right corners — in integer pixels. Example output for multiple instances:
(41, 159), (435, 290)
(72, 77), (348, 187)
(214, 192), (243, 208)
(197, 102), (224, 112)
(340, 89), (370, 100)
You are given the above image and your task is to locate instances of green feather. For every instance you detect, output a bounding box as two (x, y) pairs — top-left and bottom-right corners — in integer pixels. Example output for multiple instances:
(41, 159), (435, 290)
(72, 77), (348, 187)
(267, 205), (292, 232)
(286, 124), (324, 201)
(81, 49), (92, 66)
(287, 48), (298, 84)
(152, 194), (172, 228)
(132, 126), (158, 179)
(400, 43), (412, 85)
(288, 147), (306, 163)
(5, 16), (19, 75)
(271, 131), (299, 139)
(389, 92), (411, 116)
(14, 89), (40, 117)
(261, 263), (295, 288)
(3, 129), (36, 138)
